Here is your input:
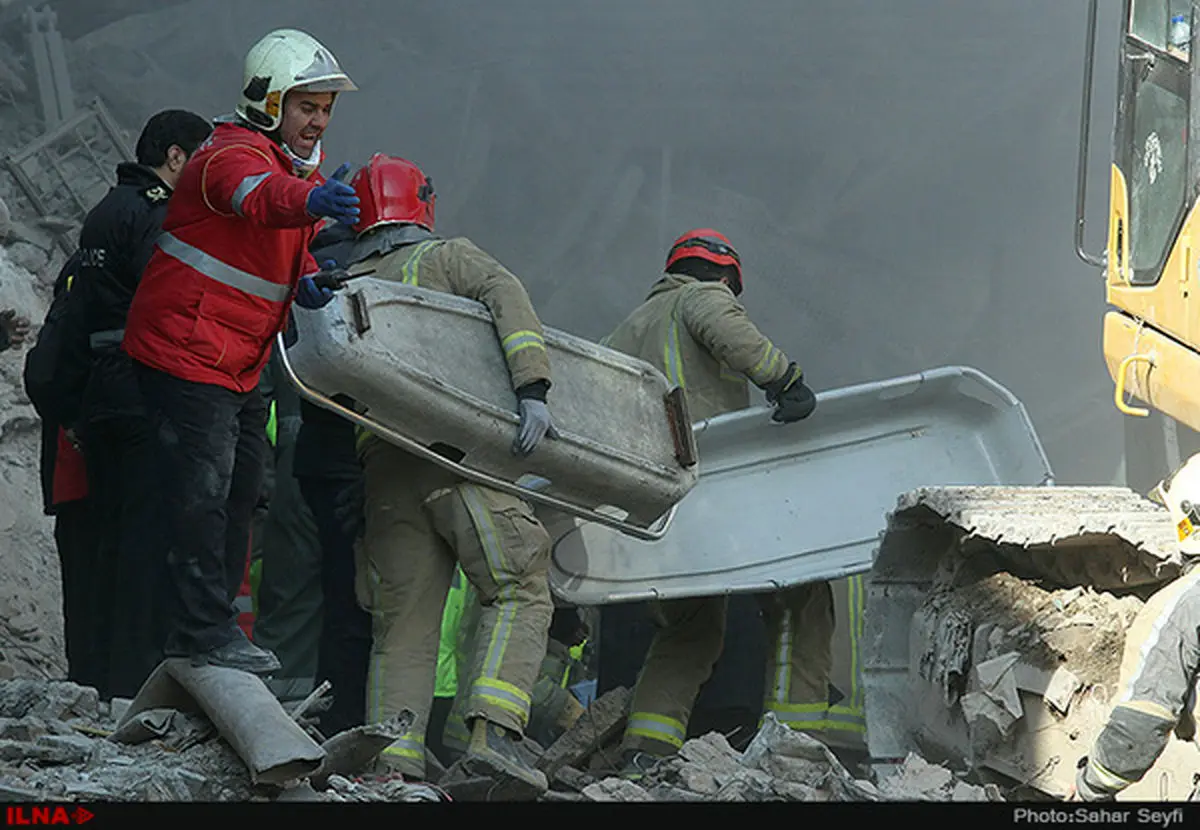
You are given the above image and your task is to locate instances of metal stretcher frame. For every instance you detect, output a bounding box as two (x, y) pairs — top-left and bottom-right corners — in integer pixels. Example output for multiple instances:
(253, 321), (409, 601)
(275, 331), (679, 541)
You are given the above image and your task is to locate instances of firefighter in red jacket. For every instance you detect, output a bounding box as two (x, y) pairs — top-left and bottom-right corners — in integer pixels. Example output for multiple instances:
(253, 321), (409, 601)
(121, 28), (360, 673)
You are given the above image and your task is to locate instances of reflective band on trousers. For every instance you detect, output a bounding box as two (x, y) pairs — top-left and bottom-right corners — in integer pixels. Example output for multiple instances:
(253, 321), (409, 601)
(89, 328), (125, 349)
(459, 486), (517, 676)
(157, 231), (291, 303)
(1086, 756), (1131, 791)
(763, 702), (831, 731)
(761, 702), (866, 734)
(381, 732), (425, 762)
(626, 712), (686, 749)
(469, 676), (531, 723)
(444, 714), (471, 750)
(231, 172), (272, 217)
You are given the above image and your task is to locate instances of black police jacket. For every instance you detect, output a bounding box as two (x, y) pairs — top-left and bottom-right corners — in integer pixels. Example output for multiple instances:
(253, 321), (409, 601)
(57, 162), (174, 426)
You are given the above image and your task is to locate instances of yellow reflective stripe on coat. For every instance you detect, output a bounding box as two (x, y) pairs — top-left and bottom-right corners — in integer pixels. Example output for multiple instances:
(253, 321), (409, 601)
(662, 293), (687, 388)
(401, 239), (441, 286)
(469, 676), (532, 722)
(501, 329), (546, 358)
(626, 712), (686, 749)
(747, 340), (785, 386)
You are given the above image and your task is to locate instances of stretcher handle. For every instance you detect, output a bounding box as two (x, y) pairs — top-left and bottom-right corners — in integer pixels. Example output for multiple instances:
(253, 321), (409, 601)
(275, 333), (678, 542)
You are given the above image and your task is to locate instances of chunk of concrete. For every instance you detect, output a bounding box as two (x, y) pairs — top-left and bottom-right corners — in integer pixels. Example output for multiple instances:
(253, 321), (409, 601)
(1042, 666), (1082, 715)
(309, 711), (415, 789)
(108, 708), (176, 744)
(118, 660), (324, 786)
(582, 777), (653, 802)
(538, 686), (631, 777)
(552, 764), (596, 792)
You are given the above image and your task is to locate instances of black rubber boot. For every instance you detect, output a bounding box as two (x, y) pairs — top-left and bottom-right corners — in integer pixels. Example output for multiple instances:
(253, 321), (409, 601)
(190, 630), (281, 674)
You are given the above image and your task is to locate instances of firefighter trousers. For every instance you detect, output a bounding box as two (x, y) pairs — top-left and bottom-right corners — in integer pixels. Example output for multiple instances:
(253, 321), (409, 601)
(442, 597), (583, 755)
(358, 439), (553, 777)
(622, 581), (835, 755)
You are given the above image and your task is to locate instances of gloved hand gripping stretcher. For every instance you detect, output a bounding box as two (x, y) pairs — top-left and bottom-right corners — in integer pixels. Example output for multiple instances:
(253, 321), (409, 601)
(276, 275), (700, 540)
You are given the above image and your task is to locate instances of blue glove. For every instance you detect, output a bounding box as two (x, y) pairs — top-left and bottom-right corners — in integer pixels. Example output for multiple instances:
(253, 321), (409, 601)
(295, 277), (334, 309)
(306, 162), (360, 225)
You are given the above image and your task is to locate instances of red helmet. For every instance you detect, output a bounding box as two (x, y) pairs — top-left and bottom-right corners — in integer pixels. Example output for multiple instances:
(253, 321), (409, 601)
(350, 153), (436, 234)
(665, 228), (742, 286)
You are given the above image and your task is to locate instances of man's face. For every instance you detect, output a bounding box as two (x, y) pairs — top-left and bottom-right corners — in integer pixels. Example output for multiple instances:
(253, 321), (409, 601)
(279, 91), (335, 158)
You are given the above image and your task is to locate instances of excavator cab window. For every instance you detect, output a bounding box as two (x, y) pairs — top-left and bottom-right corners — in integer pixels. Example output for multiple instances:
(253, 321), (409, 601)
(1117, 0), (1192, 285)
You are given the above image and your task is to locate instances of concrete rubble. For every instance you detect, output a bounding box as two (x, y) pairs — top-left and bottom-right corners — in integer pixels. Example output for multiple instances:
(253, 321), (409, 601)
(0, 676), (1008, 803)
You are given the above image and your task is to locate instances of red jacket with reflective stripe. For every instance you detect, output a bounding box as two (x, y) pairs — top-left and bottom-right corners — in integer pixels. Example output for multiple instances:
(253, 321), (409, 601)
(122, 122), (323, 392)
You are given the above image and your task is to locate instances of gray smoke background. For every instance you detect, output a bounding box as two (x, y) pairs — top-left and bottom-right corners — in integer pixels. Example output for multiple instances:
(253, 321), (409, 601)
(33, 0), (1130, 484)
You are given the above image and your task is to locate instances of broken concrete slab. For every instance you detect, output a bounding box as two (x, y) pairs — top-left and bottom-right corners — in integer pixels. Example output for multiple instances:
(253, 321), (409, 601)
(108, 698), (132, 724)
(538, 686), (631, 777)
(552, 764), (596, 792)
(158, 660), (325, 786)
(1042, 666), (1082, 714)
(436, 773), (498, 802)
(117, 661), (323, 786)
(109, 708), (175, 744)
(0, 781), (41, 801)
(309, 711), (415, 789)
(0, 680), (100, 721)
(582, 777), (654, 802)
(0, 717), (48, 742)
(741, 714), (882, 801)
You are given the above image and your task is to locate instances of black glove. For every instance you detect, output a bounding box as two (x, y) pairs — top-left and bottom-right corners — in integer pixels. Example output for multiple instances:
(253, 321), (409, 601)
(333, 476), (366, 540)
(763, 363), (816, 423)
(312, 260), (352, 291)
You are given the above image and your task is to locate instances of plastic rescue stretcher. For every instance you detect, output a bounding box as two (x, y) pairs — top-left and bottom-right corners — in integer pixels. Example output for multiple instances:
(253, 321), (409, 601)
(541, 365), (1056, 605)
(276, 276), (700, 541)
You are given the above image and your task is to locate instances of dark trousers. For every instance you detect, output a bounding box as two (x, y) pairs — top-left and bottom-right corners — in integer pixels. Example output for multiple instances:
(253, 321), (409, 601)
(83, 414), (172, 699)
(298, 474), (372, 735)
(54, 499), (103, 692)
(135, 362), (269, 654)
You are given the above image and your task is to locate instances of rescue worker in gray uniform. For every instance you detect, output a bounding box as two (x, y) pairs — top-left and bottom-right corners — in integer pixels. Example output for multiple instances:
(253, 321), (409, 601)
(1074, 456), (1200, 802)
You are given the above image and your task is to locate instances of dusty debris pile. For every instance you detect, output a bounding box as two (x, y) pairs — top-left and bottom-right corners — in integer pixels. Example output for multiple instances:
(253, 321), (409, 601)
(0, 678), (1004, 803)
(530, 688), (1002, 803)
(0, 677), (255, 802)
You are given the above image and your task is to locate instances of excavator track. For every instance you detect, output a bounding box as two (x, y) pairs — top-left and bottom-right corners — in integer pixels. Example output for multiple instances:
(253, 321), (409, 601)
(861, 484), (1200, 801)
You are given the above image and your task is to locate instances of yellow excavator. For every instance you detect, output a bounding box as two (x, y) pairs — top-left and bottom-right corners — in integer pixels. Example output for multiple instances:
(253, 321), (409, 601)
(1090, 0), (1200, 489)
(854, 0), (1200, 801)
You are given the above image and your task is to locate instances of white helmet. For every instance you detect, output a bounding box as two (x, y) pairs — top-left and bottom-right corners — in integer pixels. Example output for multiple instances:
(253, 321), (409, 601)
(1151, 451), (1200, 555)
(237, 29), (357, 133)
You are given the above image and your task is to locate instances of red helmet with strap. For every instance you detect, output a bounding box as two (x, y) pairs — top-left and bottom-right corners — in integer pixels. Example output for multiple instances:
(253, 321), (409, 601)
(665, 228), (742, 288)
(350, 153), (436, 235)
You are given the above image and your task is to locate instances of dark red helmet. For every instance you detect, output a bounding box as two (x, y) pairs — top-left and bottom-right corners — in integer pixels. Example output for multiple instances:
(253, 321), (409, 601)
(350, 153), (436, 235)
(665, 228), (742, 286)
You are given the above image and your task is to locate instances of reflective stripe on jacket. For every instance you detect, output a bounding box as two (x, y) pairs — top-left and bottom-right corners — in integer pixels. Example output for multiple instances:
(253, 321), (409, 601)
(602, 273), (796, 421)
(122, 122), (323, 392)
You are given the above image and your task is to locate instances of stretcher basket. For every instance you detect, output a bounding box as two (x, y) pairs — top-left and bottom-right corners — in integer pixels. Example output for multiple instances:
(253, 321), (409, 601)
(276, 277), (699, 540)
